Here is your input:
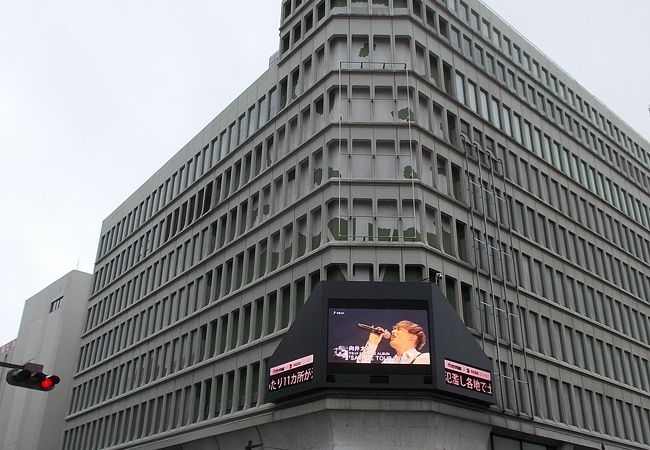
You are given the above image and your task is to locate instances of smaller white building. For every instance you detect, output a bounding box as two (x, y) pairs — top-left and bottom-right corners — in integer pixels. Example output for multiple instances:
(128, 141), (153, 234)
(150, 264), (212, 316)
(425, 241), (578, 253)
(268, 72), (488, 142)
(0, 270), (92, 450)
(0, 340), (17, 410)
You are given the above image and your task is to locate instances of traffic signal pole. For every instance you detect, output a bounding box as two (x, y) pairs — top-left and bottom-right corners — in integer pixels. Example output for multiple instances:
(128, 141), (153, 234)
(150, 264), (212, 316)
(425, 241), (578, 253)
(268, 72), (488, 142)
(0, 361), (25, 370)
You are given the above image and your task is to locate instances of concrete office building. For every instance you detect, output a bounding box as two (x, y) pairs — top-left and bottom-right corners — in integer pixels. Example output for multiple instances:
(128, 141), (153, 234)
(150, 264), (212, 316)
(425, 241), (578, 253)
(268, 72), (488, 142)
(0, 271), (92, 450)
(61, 0), (650, 449)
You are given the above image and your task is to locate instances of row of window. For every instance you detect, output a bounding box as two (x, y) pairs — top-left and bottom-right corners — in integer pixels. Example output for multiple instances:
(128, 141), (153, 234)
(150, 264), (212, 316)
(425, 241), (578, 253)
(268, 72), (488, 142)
(85, 8), (425, 265)
(461, 210), (650, 354)
(92, 63), (332, 300)
(518, 289), (649, 393)
(92, 182), (214, 296)
(88, 27), (439, 292)
(493, 357), (650, 445)
(79, 270), (212, 373)
(472, 249), (650, 394)
(88, 119), (650, 376)
(322, 0), (650, 188)
(280, 0), (323, 54)
(71, 277), (312, 416)
(94, 0), (649, 307)
(503, 162), (650, 307)
(281, 0), (308, 22)
(63, 359), (263, 450)
(319, 29), (650, 228)
(96, 64), (288, 262)
(365, 0), (650, 197)
(88, 64), (443, 330)
(326, 80), (650, 304)
(84, 60), (468, 328)
(88, 243), (650, 417)
(456, 137), (650, 347)
(94, 103), (326, 296)
(98, 1), (383, 267)
(510, 189), (650, 305)
(88, 125), (322, 333)
(320, 56), (650, 236)
(86, 123), (650, 354)
(385, 131), (650, 351)
(491, 435), (548, 450)
(81, 61), (644, 438)
(469, 218), (650, 351)
(94, 24), (340, 277)
(81, 188), (440, 373)
(438, 0), (650, 174)
(431, 197), (650, 375)
(447, 101), (650, 304)
(306, 61), (650, 277)
(453, 64), (650, 230)
(497, 133), (650, 271)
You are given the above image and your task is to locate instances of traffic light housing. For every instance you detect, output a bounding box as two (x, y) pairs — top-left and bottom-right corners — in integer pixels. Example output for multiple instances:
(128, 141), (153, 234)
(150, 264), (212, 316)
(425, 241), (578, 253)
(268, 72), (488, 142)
(5, 368), (60, 392)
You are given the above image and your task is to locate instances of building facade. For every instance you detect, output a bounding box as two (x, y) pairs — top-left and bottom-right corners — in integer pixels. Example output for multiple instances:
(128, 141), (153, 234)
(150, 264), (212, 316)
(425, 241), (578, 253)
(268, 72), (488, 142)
(61, 0), (650, 449)
(0, 339), (17, 414)
(0, 271), (92, 450)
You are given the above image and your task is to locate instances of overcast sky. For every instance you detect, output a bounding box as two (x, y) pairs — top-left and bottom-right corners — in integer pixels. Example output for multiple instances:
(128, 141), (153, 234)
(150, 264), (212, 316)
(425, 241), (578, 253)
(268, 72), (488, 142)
(1, 1), (648, 347)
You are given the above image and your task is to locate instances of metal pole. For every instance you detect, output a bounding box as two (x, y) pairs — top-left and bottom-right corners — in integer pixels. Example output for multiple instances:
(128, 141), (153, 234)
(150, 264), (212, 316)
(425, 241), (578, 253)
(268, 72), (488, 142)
(0, 361), (24, 370)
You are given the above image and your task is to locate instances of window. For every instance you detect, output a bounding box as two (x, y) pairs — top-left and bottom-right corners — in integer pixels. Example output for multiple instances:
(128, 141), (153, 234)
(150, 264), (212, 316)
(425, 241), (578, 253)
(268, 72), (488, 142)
(50, 296), (63, 313)
(479, 89), (489, 120)
(317, 0), (326, 19)
(441, 213), (454, 255)
(490, 97), (501, 129)
(491, 434), (549, 449)
(467, 80), (477, 113)
(438, 16), (448, 37)
(462, 36), (472, 58)
(257, 95), (268, 128)
(512, 113), (522, 143)
(281, 33), (290, 56)
(485, 52), (495, 75)
(502, 106), (512, 136)
(450, 26), (461, 49)
(455, 71), (465, 104)
(282, 0), (291, 21)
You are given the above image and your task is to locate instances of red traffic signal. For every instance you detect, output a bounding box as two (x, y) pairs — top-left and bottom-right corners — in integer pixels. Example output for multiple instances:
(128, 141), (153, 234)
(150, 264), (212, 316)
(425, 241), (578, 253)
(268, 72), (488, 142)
(5, 368), (61, 392)
(40, 375), (60, 391)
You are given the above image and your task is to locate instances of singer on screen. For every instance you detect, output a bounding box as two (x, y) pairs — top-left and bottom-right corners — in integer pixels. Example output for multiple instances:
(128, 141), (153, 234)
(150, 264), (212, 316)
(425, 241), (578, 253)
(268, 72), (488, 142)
(356, 320), (430, 364)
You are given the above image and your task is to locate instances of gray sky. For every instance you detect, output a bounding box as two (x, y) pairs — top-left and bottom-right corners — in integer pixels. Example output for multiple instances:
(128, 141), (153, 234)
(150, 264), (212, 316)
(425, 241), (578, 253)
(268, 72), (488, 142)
(1, 0), (648, 347)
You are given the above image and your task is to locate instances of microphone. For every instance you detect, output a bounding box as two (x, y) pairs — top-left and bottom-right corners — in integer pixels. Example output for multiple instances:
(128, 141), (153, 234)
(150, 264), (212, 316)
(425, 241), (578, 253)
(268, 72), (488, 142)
(357, 323), (390, 339)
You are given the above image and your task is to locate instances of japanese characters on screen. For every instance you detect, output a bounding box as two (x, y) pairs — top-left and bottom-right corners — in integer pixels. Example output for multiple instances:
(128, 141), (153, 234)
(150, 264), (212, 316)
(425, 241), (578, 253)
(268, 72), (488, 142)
(444, 359), (493, 395)
(328, 307), (431, 365)
(268, 354), (314, 392)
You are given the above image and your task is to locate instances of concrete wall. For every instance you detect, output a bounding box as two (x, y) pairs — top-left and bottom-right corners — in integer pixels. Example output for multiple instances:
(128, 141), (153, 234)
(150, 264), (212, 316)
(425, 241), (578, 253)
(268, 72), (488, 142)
(203, 409), (492, 450)
(0, 271), (92, 450)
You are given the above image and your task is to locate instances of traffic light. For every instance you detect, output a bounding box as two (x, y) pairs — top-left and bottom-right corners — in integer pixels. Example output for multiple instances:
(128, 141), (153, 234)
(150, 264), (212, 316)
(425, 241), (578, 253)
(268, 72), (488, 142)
(5, 368), (60, 392)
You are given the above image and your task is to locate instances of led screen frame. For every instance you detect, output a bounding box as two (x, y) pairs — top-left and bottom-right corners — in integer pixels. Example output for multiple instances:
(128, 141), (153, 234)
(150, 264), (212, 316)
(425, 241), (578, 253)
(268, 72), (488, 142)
(267, 281), (495, 405)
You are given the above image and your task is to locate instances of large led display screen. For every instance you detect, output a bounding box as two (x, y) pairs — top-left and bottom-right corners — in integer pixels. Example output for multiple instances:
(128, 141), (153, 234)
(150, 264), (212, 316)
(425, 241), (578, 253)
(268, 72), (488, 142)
(326, 298), (432, 376)
(328, 307), (430, 365)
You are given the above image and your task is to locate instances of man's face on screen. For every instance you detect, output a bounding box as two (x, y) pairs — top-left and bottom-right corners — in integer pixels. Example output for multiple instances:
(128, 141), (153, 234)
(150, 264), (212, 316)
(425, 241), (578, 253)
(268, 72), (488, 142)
(389, 325), (417, 354)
